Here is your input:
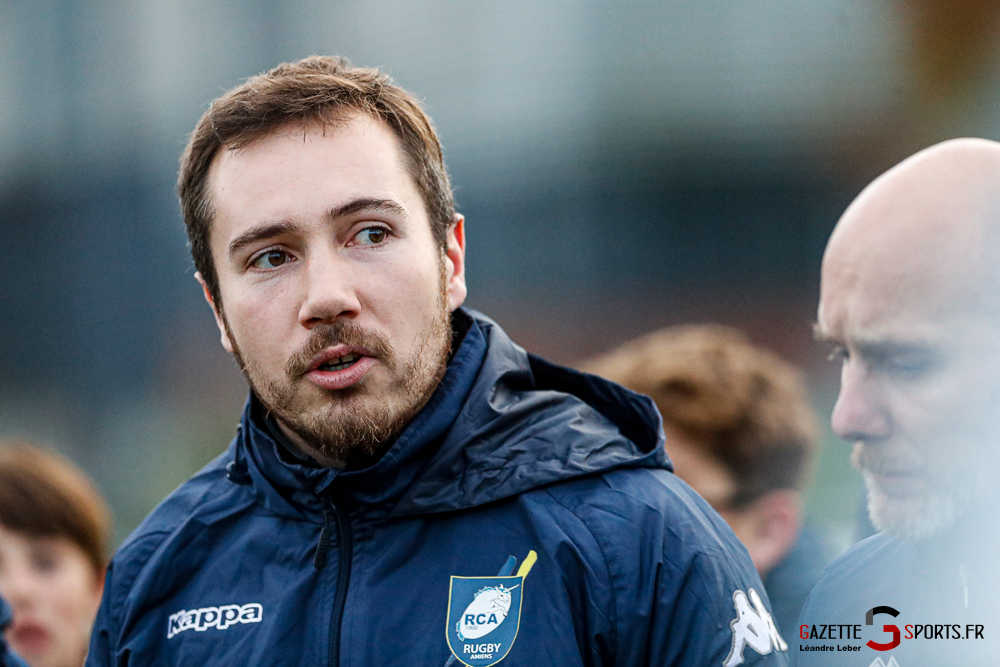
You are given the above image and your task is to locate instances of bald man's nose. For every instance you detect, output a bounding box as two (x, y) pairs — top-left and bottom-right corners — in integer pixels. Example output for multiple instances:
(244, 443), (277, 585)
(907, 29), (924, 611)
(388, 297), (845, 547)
(831, 368), (892, 442)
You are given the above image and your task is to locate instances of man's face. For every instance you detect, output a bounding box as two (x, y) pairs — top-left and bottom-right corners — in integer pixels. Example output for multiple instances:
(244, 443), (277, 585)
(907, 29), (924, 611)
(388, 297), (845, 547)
(817, 237), (1000, 541)
(202, 115), (466, 464)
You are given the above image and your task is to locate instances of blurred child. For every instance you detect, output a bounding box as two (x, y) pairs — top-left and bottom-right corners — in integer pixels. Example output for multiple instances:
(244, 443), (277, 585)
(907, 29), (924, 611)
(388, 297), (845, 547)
(0, 442), (110, 667)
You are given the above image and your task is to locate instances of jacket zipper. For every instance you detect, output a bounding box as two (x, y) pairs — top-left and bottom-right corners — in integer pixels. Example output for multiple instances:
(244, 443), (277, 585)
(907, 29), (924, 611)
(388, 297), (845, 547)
(314, 496), (353, 667)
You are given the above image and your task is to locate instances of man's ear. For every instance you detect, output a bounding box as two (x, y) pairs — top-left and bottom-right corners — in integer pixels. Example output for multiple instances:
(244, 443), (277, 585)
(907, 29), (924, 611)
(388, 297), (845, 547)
(195, 271), (235, 355)
(444, 214), (467, 311)
(737, 489), (801, 576)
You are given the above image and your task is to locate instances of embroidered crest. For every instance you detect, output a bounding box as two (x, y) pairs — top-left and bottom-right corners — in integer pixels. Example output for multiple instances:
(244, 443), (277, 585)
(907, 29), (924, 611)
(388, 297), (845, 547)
(445, 550), (536, 666)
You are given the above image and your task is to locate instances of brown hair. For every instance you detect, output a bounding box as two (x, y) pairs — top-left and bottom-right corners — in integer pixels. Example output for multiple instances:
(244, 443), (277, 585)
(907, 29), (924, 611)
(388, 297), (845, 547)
(582, 325), (818, 507)
(178, 55), (456, 308)
(0, 441), (111, 577)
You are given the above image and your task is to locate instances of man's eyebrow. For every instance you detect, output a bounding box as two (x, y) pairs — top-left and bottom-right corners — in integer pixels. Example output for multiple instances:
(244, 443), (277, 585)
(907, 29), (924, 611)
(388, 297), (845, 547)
(854, 339), (933, 358)
(228, 220), (298, 259)
(812, 325), (934, 358)
(226, 198), (407, 260)
(328, 197), (407, 221)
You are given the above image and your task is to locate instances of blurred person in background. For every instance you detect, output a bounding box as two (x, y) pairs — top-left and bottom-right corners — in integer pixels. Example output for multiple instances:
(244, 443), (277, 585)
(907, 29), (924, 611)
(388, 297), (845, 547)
(582, 325), (827, 637)
(798, 138), (1000, 665)
(87, 56), (787, 667)
(0, 442), (110, 667)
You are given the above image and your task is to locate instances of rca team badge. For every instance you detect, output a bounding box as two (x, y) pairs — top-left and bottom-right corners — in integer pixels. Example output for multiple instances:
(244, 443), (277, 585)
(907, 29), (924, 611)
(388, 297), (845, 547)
(446, 550), (536, 666)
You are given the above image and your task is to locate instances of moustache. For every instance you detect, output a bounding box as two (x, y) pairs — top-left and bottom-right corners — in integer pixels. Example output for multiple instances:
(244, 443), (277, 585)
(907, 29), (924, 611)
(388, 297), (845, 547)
(284, 321), (395, 379)
(850, 442), (924, 476)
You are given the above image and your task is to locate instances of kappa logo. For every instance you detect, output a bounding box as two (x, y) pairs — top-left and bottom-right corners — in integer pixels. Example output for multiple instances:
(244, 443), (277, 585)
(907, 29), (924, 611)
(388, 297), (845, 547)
(167, 603), (263, 639)
(867, 658), (901, 667)
(723, 588), (788, 667)
(445, 550), (537, 667)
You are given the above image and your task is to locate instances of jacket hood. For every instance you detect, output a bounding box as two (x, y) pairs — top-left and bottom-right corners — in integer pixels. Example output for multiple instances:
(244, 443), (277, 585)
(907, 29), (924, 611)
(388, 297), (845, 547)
(232, 308), (670, 518)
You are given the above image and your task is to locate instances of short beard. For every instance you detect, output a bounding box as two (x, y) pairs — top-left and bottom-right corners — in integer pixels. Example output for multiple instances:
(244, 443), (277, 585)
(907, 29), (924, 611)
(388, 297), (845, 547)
(854, 444), (989, 542)
(223, 264), (452, 465)
(862, 475), (963, 542)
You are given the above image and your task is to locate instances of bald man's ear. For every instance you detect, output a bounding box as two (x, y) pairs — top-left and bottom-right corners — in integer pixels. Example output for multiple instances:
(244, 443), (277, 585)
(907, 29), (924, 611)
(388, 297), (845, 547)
(195, 272), (235, 355)
(734, 489), (801, 576)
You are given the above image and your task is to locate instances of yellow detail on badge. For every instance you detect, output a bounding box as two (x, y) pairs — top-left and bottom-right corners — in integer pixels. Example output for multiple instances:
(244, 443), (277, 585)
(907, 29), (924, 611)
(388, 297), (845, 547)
(516, 550), (537, 578)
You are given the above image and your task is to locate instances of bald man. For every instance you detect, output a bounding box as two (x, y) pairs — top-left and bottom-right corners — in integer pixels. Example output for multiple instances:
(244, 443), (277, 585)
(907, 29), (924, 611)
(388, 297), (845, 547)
(794, 139), (1000, 666)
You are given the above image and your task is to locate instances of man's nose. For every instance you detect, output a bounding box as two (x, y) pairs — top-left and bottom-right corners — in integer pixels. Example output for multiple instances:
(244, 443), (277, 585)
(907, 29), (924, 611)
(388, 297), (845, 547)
(297, 249), (362, 327)
(830, 362), (892, 442)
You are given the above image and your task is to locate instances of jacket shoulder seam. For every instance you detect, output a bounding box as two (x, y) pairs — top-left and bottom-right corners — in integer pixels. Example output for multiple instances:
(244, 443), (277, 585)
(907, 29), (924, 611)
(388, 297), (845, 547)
(545, 475), (751, 640)
(102, 529), (175, 645)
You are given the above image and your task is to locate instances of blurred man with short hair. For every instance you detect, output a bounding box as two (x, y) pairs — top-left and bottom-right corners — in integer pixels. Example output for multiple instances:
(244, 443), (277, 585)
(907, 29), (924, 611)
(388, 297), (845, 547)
(86, 56), (786, 667)
(797, 138), (1000, 665)
(583, 324), (827, 636)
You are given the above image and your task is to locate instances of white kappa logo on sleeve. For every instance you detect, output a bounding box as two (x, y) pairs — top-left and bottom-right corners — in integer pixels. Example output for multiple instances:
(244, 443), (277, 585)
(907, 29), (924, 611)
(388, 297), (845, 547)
(867, 659), (901, 667)
(723, 588), (787, 667)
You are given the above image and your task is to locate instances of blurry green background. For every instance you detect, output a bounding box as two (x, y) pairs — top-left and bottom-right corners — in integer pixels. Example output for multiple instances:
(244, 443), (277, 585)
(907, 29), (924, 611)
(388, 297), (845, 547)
(2, 0), (999, 555)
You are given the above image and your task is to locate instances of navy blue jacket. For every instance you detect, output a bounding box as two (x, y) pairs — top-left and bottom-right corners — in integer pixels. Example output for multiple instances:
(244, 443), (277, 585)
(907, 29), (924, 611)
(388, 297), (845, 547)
(762, 527), (828, 640)
(1, 597), (28, 667)
(87, 310), (787, 666)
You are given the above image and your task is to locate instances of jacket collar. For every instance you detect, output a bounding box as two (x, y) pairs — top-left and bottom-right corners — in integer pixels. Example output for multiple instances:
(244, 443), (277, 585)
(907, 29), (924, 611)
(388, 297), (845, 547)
(392, 314), (670, 515)
(232, 309), (487, 517)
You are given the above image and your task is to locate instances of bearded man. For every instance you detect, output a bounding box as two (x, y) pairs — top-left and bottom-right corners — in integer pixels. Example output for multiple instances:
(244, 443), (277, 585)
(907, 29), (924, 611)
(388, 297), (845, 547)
(796, 138), (1000, 665)
(84, 57), (785, 667)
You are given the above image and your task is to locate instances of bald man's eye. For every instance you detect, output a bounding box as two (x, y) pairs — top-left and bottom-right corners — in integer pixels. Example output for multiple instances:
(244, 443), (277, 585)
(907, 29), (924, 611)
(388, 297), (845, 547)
(883, 355), (933, 380)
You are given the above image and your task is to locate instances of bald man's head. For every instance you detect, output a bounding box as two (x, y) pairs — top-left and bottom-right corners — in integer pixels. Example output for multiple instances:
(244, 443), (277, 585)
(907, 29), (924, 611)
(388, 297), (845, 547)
(817, 138), (1000, 542)
(824, 138), (1000, 325)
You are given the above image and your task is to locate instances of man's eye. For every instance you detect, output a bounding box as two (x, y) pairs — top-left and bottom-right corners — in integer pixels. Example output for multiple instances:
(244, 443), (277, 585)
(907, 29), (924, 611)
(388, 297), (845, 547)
(355, 227), (388, 245)
(29, 548), (58, 574)
(251, 250), (290, 269)
(885, 356), (930, 379)
(827, 346), (848, 363)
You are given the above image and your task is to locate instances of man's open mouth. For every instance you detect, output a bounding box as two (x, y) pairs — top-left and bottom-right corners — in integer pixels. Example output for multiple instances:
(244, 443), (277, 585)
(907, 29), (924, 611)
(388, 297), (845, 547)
(317, 353), (363, 372)
(303, 348), (377, 390)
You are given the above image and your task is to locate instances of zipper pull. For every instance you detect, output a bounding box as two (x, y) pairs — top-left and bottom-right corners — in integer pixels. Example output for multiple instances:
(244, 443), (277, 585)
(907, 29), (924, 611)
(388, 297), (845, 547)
(314, 501), (335, 570)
